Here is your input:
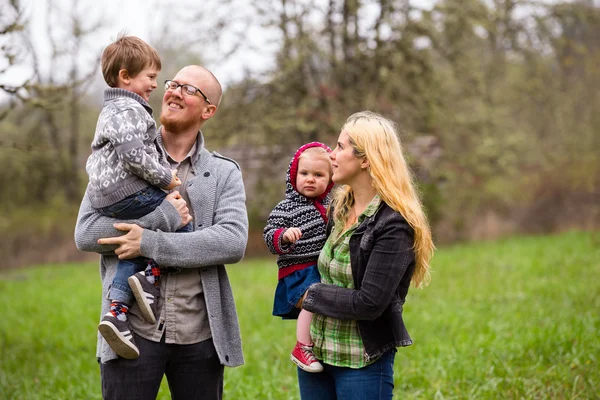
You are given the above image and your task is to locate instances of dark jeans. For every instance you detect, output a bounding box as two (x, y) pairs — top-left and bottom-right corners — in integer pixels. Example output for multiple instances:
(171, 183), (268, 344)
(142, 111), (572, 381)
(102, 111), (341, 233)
(98, 186), (192, 304)
(100, 335), (223, 400)
(297, 349), (396, 400)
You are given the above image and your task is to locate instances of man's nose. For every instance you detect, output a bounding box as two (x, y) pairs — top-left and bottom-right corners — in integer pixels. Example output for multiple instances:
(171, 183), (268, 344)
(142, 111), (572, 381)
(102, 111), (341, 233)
(170, 85), (184, 97)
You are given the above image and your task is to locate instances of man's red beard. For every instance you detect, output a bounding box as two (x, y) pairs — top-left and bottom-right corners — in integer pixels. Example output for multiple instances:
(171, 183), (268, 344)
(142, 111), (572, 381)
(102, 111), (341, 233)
(160, 110), (199, 133)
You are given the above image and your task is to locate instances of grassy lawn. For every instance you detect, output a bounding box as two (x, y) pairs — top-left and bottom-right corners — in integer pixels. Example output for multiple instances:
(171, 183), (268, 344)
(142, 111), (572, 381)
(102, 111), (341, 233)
(1, 231), (598, 399)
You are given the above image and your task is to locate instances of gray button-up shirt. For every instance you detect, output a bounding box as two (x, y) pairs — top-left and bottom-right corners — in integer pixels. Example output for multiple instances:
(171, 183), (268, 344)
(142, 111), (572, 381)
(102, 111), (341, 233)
(129, 141), (212, 344)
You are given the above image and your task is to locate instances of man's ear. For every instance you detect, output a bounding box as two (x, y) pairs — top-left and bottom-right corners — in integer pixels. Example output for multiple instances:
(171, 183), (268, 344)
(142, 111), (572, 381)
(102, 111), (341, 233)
(200, 104), (217, 120)
(118, 69), (130, 85)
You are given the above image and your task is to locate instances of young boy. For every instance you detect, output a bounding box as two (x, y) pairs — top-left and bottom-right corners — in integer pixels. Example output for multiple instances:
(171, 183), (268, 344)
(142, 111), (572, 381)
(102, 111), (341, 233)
(85, 34), (191, 359)
(263, 142), (334, 373)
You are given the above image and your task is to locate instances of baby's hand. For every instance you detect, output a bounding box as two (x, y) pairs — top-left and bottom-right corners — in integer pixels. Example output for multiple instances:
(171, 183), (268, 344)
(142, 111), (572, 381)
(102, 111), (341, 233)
(282, 227), (302, 244)
(166, 170), (182, 190)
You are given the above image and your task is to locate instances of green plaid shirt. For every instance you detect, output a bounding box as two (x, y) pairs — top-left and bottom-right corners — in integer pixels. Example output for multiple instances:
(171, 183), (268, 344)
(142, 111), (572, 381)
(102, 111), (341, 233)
(311, 195), (381, 368)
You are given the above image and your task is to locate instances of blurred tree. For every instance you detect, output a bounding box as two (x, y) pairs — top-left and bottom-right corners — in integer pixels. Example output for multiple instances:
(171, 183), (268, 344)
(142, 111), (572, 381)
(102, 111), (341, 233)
(510, 0), (600, 232)
(210, 0), (446, 225)
(209, 0), (599, 240)
(0, 0), (30, 120)
(1, 0), (599, 268)
(27, 0), (103, 203)
(0, 0), (103, 207)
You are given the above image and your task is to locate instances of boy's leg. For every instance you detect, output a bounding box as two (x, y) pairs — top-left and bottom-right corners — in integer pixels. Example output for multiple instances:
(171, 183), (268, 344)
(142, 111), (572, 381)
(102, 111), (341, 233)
(291, 310), (323, 373)
(110, 258), (146, 305)
(99, 258), (146, 359)
(176, 221), (194, 233)
(99, 186), (167, 220)
(128, 261), (161, 324)
(105, 188), (167, 326)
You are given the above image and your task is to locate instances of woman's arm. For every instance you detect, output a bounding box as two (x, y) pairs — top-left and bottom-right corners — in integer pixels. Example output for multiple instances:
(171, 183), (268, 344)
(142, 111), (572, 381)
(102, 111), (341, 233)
(302, 217), (414, 320)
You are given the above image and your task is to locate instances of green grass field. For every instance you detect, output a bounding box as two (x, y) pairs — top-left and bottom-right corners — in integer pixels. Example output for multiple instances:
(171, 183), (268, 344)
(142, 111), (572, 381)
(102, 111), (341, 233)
(1, 231), (599, 399)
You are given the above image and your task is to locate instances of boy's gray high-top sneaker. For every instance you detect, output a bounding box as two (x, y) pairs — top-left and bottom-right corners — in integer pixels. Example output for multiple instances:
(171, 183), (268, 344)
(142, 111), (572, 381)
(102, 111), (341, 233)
(128, 271), (160, 324)
(98, 313), (140, 359)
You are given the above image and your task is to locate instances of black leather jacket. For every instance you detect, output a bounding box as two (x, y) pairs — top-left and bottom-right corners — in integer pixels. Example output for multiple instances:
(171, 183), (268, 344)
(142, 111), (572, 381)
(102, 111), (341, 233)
(303, 202), (416, 361)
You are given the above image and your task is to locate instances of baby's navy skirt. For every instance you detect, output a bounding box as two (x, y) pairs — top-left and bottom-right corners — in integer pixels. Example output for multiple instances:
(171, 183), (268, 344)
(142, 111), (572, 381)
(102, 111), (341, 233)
(273, 265), (320, 320)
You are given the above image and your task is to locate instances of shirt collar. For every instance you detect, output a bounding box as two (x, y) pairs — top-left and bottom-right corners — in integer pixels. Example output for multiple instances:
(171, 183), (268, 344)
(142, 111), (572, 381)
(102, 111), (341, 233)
(358, 194), (381, 222)
(165, 141), (197, 165)
(156, 127), (204, 167)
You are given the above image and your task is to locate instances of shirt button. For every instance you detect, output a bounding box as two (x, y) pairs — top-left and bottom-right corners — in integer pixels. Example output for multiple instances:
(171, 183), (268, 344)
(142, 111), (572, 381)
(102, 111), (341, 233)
(204, 172), (210, 177)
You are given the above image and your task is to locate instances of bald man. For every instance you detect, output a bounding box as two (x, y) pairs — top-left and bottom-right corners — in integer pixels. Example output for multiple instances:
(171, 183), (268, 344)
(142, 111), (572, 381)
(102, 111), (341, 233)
(75, 65), (248, 399)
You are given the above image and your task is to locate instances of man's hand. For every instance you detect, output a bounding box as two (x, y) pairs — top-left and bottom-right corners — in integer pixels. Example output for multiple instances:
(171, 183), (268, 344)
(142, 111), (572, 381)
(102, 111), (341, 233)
(282, 227), (302, 244)
(166, 191), (193, 228)
(97, 223), (144, 260)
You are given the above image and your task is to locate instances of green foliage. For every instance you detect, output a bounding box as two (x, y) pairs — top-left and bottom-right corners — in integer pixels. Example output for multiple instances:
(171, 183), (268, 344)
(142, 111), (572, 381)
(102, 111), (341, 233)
(1, 232), (598, 399)
(207, 0), (600, 241)
(1, 0), (599, 243)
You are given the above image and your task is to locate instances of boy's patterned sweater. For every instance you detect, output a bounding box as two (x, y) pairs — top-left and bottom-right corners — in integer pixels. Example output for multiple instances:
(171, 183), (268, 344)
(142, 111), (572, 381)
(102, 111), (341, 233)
(85, 88), (173, 208)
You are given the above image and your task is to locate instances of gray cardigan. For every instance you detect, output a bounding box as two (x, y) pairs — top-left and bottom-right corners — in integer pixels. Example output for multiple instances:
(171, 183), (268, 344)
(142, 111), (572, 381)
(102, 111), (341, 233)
(74, 132), (248, 366)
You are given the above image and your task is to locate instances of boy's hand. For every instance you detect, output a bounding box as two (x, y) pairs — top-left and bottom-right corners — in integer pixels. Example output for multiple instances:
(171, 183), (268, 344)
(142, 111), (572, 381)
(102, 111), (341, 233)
(166, 169), (182, 190)
(282, 227), (302, 244)
(166, 191), (193, 227)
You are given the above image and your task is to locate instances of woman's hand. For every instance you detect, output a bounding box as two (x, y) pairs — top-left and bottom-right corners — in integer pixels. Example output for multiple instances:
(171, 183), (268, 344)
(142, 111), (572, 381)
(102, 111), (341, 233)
(166, 190), (193, 228)
(97, 223), (144, 259)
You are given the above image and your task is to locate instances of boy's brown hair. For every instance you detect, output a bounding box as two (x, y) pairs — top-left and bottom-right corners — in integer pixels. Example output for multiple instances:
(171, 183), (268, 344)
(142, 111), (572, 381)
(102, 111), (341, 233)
(101, 33), (161, 87)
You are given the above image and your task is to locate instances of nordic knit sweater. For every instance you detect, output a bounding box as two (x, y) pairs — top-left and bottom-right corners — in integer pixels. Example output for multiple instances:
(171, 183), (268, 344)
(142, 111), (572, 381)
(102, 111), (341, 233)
(75, 131), (248, 366)
(85, 88), (173, 208)
(263, 142), (335, 280)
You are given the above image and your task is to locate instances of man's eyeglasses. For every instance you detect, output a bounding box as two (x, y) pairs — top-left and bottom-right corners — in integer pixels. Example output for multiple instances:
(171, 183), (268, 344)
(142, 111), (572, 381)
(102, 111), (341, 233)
(164, 80), (212, 104)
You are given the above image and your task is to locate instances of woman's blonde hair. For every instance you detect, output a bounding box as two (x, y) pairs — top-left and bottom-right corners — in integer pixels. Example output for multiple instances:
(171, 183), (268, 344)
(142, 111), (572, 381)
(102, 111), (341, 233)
(331, 111), (434, 288)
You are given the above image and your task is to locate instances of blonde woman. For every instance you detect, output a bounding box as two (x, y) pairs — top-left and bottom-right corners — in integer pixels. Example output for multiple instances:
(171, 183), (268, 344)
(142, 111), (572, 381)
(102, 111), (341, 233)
(297, 111), (434, 399)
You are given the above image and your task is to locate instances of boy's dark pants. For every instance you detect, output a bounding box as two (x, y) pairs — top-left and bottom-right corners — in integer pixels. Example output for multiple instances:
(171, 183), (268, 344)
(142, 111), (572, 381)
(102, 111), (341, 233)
(97, 186), (193, 304)
(100, 335), (223, 400)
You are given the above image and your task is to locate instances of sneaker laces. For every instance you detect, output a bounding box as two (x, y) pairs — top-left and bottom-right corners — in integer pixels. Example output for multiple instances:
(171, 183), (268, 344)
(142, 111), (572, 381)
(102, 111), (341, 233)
(301, 345), (318, 364)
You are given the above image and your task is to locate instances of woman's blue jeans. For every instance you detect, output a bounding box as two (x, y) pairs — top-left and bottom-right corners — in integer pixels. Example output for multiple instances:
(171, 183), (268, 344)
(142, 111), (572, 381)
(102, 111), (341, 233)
(297, 349), (396, 400)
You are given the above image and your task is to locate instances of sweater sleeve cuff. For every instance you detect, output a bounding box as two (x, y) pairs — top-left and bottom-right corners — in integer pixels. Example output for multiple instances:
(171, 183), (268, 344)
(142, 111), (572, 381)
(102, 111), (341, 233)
(155, 198), (184, 231)
(140, 229), (160, 261)
(274, 228), (295, 254)
(302, 283), (319, 311)
(158, 173), (173, 190)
